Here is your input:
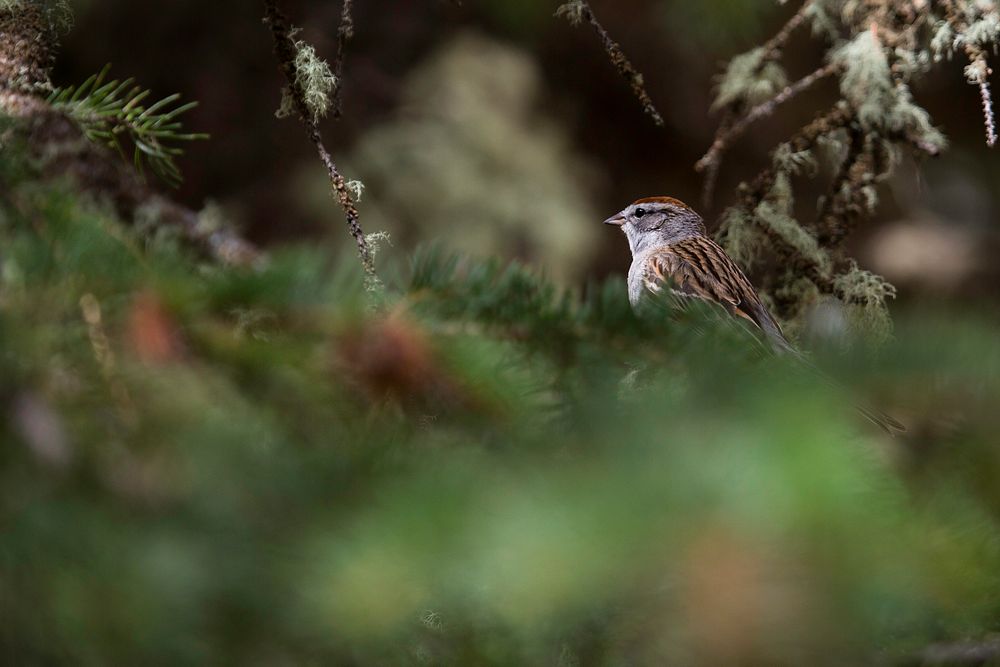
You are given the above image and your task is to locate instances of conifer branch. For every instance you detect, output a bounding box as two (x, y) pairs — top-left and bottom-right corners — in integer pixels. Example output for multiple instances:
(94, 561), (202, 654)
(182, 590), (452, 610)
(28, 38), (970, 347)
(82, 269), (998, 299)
(555, 0), (664, 127)
(0, 3), (259, 267)
(263, 0), (379, 288)
(47, 65), (208, 187)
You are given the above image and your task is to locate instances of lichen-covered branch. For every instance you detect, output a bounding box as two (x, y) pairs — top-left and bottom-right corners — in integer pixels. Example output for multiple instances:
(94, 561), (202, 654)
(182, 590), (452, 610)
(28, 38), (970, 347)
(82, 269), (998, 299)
(263, 0), (379, 287)
(697, 1), (815, 206)
(939, 0), (998, 148)
(688, 0), (1000, 337)
(696, 63), (839, 174)
(0, 3), (56, 97)
(556, 0), (664, 127)
(761, 0), (813, 60)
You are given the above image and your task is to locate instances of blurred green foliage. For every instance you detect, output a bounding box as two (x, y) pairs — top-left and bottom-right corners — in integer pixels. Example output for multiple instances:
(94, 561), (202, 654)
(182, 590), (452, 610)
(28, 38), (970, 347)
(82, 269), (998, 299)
(3, 126), (1000, 665)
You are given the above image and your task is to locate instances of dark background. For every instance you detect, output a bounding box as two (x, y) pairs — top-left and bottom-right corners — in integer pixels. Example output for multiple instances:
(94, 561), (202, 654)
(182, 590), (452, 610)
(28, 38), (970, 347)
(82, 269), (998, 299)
(57, 0), (1000, 302)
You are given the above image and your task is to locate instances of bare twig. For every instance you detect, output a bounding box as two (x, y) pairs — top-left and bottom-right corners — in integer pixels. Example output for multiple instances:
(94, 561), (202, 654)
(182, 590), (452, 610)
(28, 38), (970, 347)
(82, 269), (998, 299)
(699, 109), (737, 208)
(263, 0), (378, 285)
(331, 0), (354, 119)
(696, 63), (838, 173)
(762, 0), (813, 60)
(556, 0), (664, 127)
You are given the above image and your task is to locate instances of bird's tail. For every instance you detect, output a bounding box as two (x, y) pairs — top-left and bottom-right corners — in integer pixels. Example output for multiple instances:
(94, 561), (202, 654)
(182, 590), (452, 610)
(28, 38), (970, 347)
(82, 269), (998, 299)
(854, 402), (906, 437)
(783, 345), (906, 437)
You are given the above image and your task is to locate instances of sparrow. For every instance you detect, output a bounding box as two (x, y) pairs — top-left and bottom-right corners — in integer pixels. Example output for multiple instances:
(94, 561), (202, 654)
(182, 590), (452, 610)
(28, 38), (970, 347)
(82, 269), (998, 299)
(605, 196), (904, 435)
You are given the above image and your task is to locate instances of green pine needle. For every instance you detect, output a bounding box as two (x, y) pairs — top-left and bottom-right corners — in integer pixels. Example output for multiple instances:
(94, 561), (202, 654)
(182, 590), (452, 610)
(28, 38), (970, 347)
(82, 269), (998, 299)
(47, 64), (208, 187)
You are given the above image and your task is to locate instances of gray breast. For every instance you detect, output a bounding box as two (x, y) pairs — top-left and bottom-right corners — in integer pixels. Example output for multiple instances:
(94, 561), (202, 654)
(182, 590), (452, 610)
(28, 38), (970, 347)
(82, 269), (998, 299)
(627, 255), (652, 308)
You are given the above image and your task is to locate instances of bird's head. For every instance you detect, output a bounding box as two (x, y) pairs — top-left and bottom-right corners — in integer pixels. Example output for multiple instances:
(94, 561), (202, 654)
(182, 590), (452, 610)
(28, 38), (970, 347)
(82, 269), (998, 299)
(604, 197), (707, 254)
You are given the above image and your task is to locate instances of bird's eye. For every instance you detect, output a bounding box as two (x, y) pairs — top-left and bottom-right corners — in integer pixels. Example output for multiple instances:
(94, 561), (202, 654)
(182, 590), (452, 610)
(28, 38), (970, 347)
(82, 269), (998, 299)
(634, 207), (647, 218)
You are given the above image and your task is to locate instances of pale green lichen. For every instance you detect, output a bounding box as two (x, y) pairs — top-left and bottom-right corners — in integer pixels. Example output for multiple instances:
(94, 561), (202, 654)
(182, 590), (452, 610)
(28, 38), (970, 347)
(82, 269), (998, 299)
(804, 1), (840, 41)
(754, 173), (833, 279)
(0, 0), (72, 32)
(346, 179), (365, 201)
(891, 84), (948, 152)
(713, 47), (788, 109)
(554, 0), (586, 26)
(832, 31), (894, 131)
(773, 142), (817, 177)
(719, 206), (766, 270)
(277, 38), (337, 123)
(773, 270), (822, 338)
(892, 46), (931, 78)
(964, 58), (991, 83)
(816, 128), (849, 168)
(963, 14), (1000, 49)
(931, 21), (957, 61)
(832, 33), (947, 150)
(833, 261), (897, 341)
(364, 230), (392, 260)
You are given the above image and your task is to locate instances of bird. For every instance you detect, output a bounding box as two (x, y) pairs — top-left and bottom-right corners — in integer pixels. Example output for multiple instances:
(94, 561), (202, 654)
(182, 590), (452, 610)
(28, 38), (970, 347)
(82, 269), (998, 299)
(604, 196), (904, 435)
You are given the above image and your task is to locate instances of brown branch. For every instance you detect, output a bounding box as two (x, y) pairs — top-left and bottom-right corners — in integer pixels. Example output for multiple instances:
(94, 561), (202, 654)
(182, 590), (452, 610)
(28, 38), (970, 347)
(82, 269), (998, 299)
(762, 0), (813, 60)
(696, 63), (838, 173)
(699, 109), (738, 208)
(698, 0), (816, 206)
(331, 0), (354, 119)
(556, 1), (664, 127)
(263, 0), (378, 286)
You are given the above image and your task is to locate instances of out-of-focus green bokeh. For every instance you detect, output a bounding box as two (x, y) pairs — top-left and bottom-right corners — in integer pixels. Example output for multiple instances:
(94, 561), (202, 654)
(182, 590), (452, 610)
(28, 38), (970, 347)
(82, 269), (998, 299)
(2, 167), (1000, 663)
(3, 1), (1000, 664)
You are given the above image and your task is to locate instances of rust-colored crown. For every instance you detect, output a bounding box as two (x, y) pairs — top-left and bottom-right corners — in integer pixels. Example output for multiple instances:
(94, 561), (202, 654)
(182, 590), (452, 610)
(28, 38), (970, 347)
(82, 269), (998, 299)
(632, 196), (694, 210)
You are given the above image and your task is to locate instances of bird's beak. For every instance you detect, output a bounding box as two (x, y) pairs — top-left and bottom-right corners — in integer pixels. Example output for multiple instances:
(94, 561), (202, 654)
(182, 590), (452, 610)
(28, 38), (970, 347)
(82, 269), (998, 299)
(603, 211), (626, 227)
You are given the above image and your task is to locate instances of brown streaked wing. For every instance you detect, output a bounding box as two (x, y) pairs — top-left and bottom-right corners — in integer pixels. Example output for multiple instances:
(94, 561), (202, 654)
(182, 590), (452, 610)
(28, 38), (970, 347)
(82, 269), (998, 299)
(643, 237), (791, 349)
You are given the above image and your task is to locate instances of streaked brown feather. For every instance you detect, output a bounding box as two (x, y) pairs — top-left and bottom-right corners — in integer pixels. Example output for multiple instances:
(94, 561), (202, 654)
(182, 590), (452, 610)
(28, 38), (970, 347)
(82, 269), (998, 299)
(641, 237), (792, 352)
(640, 237), (904, 434)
